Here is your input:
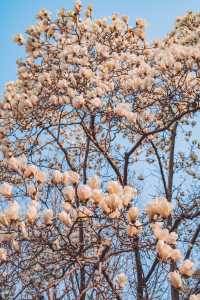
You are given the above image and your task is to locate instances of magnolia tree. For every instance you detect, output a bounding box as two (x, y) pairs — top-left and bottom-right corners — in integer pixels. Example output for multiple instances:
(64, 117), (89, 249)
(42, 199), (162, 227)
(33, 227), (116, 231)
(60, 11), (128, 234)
(0, 3), (200, 299)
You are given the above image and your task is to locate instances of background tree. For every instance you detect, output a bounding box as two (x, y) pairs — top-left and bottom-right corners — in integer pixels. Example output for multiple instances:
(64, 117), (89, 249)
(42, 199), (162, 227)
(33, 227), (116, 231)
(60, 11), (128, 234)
(0, 3), (199, 299)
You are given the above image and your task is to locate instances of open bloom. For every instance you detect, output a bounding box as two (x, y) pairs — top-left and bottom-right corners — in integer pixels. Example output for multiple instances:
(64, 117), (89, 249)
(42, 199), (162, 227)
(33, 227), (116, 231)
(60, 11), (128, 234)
(107, 181), (123, 195)
(146, 197), (172, 219)
(127, 224), (139, 236)
(156, 240), (172, 260)
(5, 201), (20, 222)
(43, 209), (53, 225)
(58, 211), (72, 226)
(170, 249), (183, 262)
(168, 271), (182, 289)
(152, 223), (178, 245)
(63, 186), (75, 202)
(179, 259), (195, 277)
(128, 207), (139, 223)
(91, 189), (104, 204)
(35, 170), (46, 183)
(77, 184), (92, 201)
(88, 175), (101, 189)
(52, 170), (63, 184)
(27, 201), (38, 224)
(67, 171), (80, 184)
(7, 157), (19, 172)
(0, 183), (12, 197)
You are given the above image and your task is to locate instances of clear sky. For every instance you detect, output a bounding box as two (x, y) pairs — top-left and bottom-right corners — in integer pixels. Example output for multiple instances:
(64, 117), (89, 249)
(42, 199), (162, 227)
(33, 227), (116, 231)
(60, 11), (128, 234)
(0, 0), (199, 94)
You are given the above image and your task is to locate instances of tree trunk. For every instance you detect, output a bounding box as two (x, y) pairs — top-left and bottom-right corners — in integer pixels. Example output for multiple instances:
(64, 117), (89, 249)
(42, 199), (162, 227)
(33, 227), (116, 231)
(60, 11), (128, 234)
(167, 123), (179, 300)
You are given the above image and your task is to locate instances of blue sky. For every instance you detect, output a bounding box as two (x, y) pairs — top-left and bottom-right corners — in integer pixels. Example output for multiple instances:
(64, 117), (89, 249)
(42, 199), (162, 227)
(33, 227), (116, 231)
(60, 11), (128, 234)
(0, 0), (199, 94)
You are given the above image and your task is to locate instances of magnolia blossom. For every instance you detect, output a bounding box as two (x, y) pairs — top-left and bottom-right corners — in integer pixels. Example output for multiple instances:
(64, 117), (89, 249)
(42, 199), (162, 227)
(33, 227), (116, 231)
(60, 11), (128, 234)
(72, 96), (85, 109)
(5, 201), (20, 222)
(52, 170), (63, 184)
(117, 273), (127, 288)
(152, 223), (178, 245)
(170, 249), (183, 262)
(146, 197), (172, 219)
(77, 184), (92, 201)
(152, 223), (169, 240)
(122, 185), (137, 206)
(156, 240), (172, 260)
(7, 157), (19, 171)
(109, 210), (120, 219)
(34, 170), (46, 183)
(166, 231), (178, 245)
(106, 194), (122, 211)
(58, 211), (72, 226)
(114, 103), (131, 117)
(168, 271), (182, 289)
(127, 224), (139, 237)
(63, 172), (70, 185)
(43, 209), (53, 225)
(67, 171), (80, 184)
(99, 199), (110, 214)
(63, 186), (75, 202)
(179, 259), (195, 277)
(24, 164), (37, 178)
(27, 184), (37, 198)
(91, 189), (104, 204)
(0, 183), (12, 197)
(26, 201), (38, 224)
(87, 175), (101, 189)
(0, 248), (7, 261)
(128, 207), (139, 223)
(107, 181), (123, 195)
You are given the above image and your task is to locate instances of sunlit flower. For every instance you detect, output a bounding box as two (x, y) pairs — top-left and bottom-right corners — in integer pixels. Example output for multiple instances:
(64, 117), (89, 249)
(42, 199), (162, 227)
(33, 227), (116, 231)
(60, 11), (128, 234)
(67, 171), (80, 184)
(128, 207), (139, 223)
(0, 183), (12, 197)
(35, 170), (46, 183)
(43, 208), (53, 225)
(127, 225), (139, 236)
(26, 201), (38, 224)
(63, 186), (75, 202)
(179, 259), (195, 277)
(146, 197), (172, 219)
(107, 181), (123, 195)
(58, 211), (72, 226)
(168, 271), (182, 289)
(52, 170), (63, 184)
(5, 201), (20, 222)
(170, 249), (183, 262)
(77, 184), (92, 201)
(156, 240), (172, 260)
(88, 175), (101, 189)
